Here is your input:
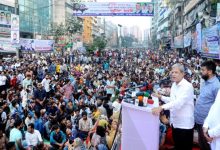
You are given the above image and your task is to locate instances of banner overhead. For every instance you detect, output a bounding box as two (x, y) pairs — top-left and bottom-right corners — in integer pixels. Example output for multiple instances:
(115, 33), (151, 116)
(73, 2), (154, 16)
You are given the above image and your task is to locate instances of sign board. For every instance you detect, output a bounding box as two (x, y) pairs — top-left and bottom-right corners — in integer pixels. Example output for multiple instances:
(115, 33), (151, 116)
(184, 31), (191, 48)
(174, 35), (183, 48)
(217, 3), (220, 22)
(11, 14), (19, 44)
(20, 39), (54, 52)
(202, 24), (220, 59)
(73, 2), (154, 16)
(0, 11), (11, 26)
(0, 37), (17, 52)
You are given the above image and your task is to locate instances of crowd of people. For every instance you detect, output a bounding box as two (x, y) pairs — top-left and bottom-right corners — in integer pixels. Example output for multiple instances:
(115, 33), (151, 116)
(0, 48), (220, 150)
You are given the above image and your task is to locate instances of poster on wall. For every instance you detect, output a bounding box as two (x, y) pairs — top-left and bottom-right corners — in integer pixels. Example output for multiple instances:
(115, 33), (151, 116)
(174, 35), (183, 48)
(11, 14), (19, 44)
(11, 30), (19, 44)
(0, 37), (17, 52)
(196, 23), (202, 52)
(217, 3), (220, 22)
(202, 24), (220, 59)
(11, 14), (19, 31)
(184, 31), (191, 48)
(73, 2), (154, 16)
(0, 11), (11, 25)
(192, 32), (197, 50)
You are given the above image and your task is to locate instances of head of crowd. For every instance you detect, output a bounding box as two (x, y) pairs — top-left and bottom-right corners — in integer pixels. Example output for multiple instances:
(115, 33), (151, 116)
(0, 48), (220, 150)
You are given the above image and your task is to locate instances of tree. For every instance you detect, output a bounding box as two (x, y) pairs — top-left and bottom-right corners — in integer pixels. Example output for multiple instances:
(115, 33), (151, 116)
(93, 36), (107, 51)
(50, 18), (83, 43)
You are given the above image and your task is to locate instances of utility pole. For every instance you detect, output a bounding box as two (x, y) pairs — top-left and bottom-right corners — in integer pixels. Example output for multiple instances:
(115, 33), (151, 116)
(118, 24), (122, 49)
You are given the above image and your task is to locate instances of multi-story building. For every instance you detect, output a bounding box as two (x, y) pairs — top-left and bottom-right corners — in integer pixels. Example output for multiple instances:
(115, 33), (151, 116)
(150, 0), (160, 49)
(18, 0), (53, 38)
(143, 29), (150, 48)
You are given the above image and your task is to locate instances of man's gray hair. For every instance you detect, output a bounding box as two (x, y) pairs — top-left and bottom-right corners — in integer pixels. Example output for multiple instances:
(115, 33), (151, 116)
(172, 63), (185, 73)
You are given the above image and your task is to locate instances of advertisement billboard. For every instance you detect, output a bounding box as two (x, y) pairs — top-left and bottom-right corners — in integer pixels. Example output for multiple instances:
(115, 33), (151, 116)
(202, 24), (220, 59)
(34, 40), (54, 52)
(184, 31), (191, 48)
(217, 3), (220, 22)
(73, 2), (154, 16)
(0, 11), (11, 25)
(11, 14), (19, 31)
(11, 14), (19, 44)
(0, 38), (17, 52)
(174, 35), (183, 48)
(20, 39), (54, 52)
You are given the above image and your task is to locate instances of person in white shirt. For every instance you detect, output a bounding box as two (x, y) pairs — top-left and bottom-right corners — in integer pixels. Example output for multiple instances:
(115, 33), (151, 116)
(0, 71), (7, 93)
(152, 63), (194, 150)
(25, 123), (43, 147)
(41, 75), (51, 98)
(106, 76), (116, 99)
(203, 90), (220, 150)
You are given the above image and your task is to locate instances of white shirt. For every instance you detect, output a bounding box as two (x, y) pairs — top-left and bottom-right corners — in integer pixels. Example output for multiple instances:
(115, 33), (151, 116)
(41, 78), (51, 92)
(0, 75), (7, 86)
(106, 80), (115, 95)
(25, 130), (43, 146)
(203, 90), (220, 150)
(161, 78), (194, 129)
(112, 101), (121, 113)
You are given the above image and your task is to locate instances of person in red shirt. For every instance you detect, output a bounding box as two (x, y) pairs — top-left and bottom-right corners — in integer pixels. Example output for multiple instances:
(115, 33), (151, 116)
(10, 74), (17, 88)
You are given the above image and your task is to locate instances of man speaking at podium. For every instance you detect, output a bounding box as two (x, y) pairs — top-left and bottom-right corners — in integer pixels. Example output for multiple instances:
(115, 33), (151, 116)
(152, 63), (194, 150)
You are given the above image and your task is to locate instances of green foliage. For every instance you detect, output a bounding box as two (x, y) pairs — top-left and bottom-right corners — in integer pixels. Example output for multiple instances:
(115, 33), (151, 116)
(93, 36), (107, 51)
(50, 18), (83, 43)
(85, 36), (107, 53)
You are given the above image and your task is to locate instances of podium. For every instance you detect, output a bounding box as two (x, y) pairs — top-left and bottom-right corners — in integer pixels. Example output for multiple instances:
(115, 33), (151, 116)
(122, 102), (160, 150)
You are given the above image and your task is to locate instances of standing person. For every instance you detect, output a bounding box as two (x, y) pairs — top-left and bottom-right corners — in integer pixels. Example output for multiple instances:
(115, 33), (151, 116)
(62, 79), (74, 100)
(195, 61), (220, 150)
(106, 76), (116, 100)
(152, 63), (194, 150)
(0, 71), (7, 93)
(41, 75), (51, 98)
(203, 90), (220, 150)
(22, 74), (33, 90)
